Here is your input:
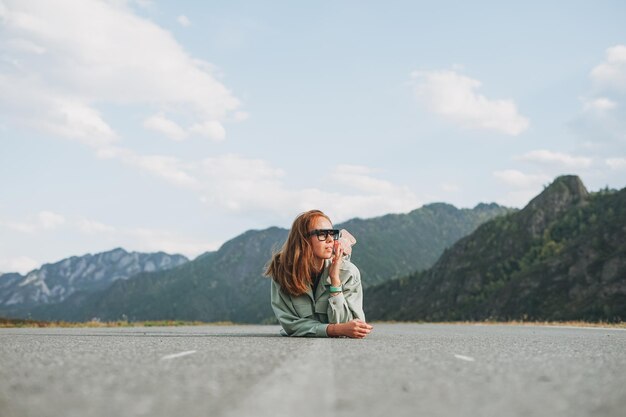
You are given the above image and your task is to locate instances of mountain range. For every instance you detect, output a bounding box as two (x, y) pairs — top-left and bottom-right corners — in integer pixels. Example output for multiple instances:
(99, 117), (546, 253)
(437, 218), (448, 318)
(1, 202), (511, 323)
(2, 175), (623, 324)
(366, 175), (626, 322)
(0, 248), (188, 318)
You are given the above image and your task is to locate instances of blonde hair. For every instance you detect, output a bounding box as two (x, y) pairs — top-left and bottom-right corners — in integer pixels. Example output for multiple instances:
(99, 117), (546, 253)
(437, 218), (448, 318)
(265, 210), (330, 296)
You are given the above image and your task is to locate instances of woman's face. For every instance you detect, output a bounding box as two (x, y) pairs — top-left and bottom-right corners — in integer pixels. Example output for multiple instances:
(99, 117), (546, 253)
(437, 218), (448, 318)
(308, 216), (335, 261)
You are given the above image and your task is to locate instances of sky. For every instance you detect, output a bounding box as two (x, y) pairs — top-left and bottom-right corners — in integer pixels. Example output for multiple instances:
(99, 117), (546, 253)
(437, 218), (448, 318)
(1, 0), (625, 274)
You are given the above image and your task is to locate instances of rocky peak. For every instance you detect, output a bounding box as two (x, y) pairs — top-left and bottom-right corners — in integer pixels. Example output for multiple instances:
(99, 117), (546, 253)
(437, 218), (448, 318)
(0, 249), (188, 308)
(474, 202), (504, 211)
(521, 175), (589, 238)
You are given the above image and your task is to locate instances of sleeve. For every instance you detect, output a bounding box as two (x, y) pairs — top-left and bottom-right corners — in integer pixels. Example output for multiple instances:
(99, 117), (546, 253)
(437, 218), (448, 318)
(270, 279), (329, 337)
(327, 263), (366, 324)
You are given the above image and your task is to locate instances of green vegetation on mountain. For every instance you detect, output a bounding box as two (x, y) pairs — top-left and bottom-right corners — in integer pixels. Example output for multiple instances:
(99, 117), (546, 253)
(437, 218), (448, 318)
(343, 202), (511, 286)
(366, 176), (626, 322)
(28, 203), (510, 323)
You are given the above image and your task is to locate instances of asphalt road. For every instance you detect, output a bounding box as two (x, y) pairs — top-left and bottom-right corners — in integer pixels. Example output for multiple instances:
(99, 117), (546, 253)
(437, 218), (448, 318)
(1, 323), (625, 417)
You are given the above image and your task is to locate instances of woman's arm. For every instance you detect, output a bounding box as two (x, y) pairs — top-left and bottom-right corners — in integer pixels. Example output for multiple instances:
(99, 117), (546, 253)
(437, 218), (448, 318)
(270, 280), (328, 337)
(326, 263), (373, 338)
(327, 262), (366, 324)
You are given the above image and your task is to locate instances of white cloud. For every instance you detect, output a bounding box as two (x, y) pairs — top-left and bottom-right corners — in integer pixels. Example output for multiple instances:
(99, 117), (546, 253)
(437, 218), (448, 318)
(517, 150), (593, 169)
(233, 111), (249, 122)
(441, 183), (460, 192)
(125, 227), (219, 256)
(78, 217), (219, 258)
(496, 189), (540, 209)
(8, 160), (418, 242)
(1, 210), (66, 233)
(92, 145), (202, 189)
(4, 38), (46, 54)
(0, 161), (422, 266)
(38, 211), (66, 230)
(606, 157), (626, 170)
(332, 165), (392, 194)
(133, 0), (154, 8)
(411, 69), (529, 136)
(142, 115), (226, 142)
(77, 214), (220, 257)
(177, 15), (191, 27)
(330, 165), (419, 207)
(3, 213), (218, 263)
(75, 217), (219, 258)
(78, 219), (117, 234)
(591, 45), (626, 92)
(133, 155), (201, 189)
(189, 120), (226, 141)
(583, 97), (617, 112)
(0, 256), (40, 274)
(493, 169), (550, 189)
(143, 114), (187, 141)
(572, 46), (626, 147)
(1, 0), (421, 236)
(0, 74), (119, 147)
(42, 99), (119, 145)
(94, 145), (134, 160)
(194, 157), (420, 220)
(492, 170), (552, 208)
(0, 0), (241, 148)
(3, 221), (37, 234)
(199, 154), (288, 211)
(327, 165), (421, 219)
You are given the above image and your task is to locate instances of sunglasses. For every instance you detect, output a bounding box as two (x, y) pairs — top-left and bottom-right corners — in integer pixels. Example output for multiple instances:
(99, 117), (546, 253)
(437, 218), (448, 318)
(307, 229), (340, 241)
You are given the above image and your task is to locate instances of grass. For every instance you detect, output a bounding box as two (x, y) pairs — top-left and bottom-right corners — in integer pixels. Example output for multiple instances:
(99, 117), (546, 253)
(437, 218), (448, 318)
(372, 320), (626, 329)
(0, 317), (234, 328)
(2, 316), (624, 328)
(453, 320), (626, 329)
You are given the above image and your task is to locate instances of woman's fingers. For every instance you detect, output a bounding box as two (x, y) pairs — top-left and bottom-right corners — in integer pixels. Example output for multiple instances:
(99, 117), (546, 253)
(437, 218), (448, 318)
(334, 243), (343, 260)
(353, 324), (372, 338)
(343, 319), (373, 338)
(352, 320), (373, 329)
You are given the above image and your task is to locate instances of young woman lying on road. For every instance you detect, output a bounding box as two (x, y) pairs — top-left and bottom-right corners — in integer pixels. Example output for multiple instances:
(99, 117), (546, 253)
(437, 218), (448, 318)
(265, 209), (373, 338)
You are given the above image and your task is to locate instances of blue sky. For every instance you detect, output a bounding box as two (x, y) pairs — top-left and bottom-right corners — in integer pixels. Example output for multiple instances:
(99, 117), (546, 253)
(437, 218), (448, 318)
(1, 0), (625, 273)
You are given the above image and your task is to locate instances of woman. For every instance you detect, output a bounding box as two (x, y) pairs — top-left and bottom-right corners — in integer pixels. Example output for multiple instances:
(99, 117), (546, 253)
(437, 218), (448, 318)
(265, 209), (373, 338)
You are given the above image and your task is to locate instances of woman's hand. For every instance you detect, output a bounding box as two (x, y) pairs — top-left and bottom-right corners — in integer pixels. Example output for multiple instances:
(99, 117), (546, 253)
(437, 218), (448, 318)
(328, 240), (344, 287)
(328, 319), (373, 339)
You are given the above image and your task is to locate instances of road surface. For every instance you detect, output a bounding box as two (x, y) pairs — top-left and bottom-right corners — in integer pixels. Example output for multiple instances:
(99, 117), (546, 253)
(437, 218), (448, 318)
(1, 323), (625, 417)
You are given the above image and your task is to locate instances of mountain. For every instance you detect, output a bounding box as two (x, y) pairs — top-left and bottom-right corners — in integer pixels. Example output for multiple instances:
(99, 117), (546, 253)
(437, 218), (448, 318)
(344, 202), (510, 286)
(0, 248), (188, 318)
(26, 203), (511, 323)
(366, 176), (626, 322)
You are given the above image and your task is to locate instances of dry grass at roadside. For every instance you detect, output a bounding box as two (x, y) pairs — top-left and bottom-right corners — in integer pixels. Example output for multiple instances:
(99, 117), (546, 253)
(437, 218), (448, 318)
(469, 320), (625, 329)
(0, 317), (234, 328)
(373, 320), (626, 329)
(2, 316), (624, 329)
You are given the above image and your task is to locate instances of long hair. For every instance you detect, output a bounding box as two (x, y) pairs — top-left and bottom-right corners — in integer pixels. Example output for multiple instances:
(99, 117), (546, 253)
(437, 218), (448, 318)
(265, 210), (330, 296)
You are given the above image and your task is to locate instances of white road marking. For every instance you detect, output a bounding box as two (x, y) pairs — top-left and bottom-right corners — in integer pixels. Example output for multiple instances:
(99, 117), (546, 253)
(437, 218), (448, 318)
(160, 350), (197, 360)
(454, 354), (475, 362)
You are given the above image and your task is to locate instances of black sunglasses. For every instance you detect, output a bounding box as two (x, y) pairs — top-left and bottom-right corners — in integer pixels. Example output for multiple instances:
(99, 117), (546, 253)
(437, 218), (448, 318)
(307, 229), (340, 241)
